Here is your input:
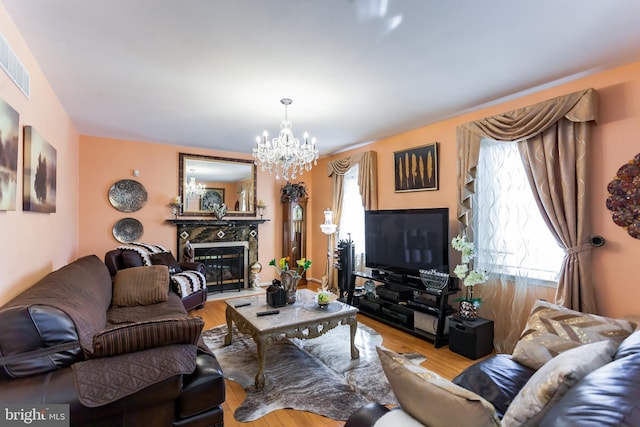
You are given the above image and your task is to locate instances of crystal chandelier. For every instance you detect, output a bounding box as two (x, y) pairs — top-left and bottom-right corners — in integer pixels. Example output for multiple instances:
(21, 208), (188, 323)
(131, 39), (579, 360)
(185, 169), (205, 198)
(252, 98), (319, 180)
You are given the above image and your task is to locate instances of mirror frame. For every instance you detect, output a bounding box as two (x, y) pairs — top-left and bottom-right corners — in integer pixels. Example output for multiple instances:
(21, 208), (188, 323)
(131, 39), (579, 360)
(178, 152), (257, 217)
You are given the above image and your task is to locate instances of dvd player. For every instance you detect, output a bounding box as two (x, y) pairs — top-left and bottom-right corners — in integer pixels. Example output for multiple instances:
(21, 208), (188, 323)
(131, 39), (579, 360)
(407, 300), (439, 315)
(377, 286), (413, 302)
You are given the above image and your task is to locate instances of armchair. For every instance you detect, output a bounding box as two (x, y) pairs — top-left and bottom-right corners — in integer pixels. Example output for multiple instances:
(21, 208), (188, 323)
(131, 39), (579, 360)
(104, 248), (208, 311)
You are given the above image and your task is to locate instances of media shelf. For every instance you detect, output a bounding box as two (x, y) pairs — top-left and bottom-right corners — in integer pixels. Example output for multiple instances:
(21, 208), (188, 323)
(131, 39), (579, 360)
(351, 272), (459, 348)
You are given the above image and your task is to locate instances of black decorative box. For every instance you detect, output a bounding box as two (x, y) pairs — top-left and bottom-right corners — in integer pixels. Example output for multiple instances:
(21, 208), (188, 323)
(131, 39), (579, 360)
(449, 316), (494, 360)
(267, 281), (286, 307)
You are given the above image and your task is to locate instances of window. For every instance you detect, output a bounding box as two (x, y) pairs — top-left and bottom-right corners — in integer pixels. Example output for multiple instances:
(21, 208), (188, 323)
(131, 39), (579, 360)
(474, 138), (564, 283)
(338, 165), (365, 269)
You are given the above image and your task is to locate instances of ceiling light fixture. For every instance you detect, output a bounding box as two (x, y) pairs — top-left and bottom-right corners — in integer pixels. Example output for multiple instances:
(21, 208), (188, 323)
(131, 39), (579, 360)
(252, 98), (318, 180)
(185, 169), (206, 198)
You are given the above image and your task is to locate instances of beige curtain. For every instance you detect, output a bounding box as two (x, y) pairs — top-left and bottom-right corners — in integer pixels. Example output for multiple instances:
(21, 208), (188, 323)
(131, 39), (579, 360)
(326, 151), (378, 290)
(457, 88), (598, 351)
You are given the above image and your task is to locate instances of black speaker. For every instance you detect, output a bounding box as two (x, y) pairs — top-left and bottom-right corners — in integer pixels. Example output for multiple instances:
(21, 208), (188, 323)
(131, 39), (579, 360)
(336, 238), (355, 296)
(449, 316), (494, 360)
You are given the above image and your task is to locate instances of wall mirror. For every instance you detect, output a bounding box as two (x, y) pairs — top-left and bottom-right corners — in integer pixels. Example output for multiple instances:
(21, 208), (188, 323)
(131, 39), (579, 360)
(179, 153), (256, 217)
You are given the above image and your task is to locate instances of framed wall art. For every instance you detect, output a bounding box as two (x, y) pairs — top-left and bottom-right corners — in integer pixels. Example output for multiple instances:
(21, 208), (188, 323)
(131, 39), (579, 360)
(394, 142), (439, 192)
(0, 97), (19, 211)
(201, 187), (225, 211)
(23, 125), (56, 213)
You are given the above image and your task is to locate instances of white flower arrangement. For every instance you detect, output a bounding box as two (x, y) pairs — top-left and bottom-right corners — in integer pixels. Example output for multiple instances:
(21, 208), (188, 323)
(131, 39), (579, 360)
(451, 234), (488, 304)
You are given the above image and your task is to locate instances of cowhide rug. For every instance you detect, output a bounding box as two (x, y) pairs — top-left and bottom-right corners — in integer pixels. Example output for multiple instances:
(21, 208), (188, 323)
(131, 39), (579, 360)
(202, 323), (425, 422)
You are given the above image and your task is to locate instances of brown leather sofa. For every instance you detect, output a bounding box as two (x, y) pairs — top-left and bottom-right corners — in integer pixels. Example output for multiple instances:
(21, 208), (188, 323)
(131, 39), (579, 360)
(104, 248), (208, 312)
(0, 255), (225, 427)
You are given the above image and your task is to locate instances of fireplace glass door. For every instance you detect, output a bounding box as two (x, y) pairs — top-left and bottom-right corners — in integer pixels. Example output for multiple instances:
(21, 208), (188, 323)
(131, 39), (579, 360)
(194, 245), (247, 292)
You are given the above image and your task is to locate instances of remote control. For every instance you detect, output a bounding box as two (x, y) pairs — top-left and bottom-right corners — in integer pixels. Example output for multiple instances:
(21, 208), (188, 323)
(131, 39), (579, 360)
(234, 302), (251, 308)
(256, 309), (280, 316)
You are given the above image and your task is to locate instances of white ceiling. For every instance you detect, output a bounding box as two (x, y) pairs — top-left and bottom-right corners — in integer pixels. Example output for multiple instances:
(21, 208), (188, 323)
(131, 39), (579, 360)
(3, 0), (640, 156)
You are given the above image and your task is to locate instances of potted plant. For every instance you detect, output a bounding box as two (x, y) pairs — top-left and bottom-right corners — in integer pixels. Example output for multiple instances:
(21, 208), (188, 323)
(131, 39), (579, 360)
(280, 181), (308, 202)
(451, 234), (488, 321)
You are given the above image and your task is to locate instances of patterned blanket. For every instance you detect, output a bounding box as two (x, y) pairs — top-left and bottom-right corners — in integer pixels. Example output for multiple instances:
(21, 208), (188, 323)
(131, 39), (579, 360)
(172, 271), (207, 297)
(117, 242), (170, 266)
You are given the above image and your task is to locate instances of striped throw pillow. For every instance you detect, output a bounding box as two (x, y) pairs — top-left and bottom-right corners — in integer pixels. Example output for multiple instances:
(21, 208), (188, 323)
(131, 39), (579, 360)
(112, 265), (169, 306)
(91, 317), (204, 357)
(512, 300), (636, 370)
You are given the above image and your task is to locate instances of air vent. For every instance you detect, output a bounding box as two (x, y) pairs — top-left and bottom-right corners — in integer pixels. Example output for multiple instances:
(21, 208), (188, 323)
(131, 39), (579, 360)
(0, 31), (30, 98)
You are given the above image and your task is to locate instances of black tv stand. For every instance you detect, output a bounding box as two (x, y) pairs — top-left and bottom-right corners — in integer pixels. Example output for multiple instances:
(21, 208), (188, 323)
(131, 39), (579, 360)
(350, 271), (458, 348)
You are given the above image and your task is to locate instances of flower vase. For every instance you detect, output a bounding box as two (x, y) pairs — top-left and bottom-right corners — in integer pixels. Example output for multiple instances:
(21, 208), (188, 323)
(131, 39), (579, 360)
(459, 285), (478, 321)
(212, 203), (227, 220)
(280, 270), (300, 304)
(459, 300), (478, 321)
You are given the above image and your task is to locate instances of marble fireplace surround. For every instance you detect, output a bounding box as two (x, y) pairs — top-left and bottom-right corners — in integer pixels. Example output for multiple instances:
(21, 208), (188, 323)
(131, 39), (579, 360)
(167, 218), (267, 290)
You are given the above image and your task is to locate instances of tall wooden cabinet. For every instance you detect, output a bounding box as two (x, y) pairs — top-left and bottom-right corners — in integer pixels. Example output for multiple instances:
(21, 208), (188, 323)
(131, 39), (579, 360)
(282, 197), (307, 285)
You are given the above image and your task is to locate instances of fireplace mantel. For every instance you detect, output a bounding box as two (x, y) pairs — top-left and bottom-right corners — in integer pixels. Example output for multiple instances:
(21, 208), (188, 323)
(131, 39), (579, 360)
(166, 218), (268, 226)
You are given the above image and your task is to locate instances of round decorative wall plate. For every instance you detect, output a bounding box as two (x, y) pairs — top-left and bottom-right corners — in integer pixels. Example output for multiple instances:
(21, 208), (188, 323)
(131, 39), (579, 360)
(112, 217), (144, 243)
(108, 179), (148, 212)
(606, 152), (640, 239)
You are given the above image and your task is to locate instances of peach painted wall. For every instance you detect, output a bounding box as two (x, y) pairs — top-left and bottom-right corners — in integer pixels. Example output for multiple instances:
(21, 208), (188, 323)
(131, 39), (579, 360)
(2, 0), (638, 319)
(310, 60), (640, 319)
(77, 136), (284, 283)
(0, 4), (80, 306)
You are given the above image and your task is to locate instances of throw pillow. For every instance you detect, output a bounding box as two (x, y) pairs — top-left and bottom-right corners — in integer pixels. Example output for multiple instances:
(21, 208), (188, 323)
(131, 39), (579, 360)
(121, 250), (144, 269)
(150, 252), (182, 274)
(502, 340), (617, 427)
(91, 317), (204, 358)
(376, 347), (500, 427)
(112, 265), (170, 306)
(511, 299), (636, 370)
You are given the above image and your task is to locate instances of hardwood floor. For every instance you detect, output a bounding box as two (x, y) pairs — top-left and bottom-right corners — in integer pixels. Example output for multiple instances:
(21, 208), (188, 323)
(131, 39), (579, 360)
(190, 285), (488, 427)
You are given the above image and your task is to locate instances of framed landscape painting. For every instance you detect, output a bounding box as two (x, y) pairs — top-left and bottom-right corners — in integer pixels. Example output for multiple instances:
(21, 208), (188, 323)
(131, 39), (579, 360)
(0, 97), (19, 211)
(394, 142), (439, 192)
(23, 126), (57, 212)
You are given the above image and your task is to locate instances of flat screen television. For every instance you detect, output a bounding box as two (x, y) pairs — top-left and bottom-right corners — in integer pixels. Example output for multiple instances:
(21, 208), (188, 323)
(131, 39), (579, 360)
(364, 208), (450, 279)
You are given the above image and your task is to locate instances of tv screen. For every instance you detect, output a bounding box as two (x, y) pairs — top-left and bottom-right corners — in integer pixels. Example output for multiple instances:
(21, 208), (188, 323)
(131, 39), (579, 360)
(364, 208), (450, 277)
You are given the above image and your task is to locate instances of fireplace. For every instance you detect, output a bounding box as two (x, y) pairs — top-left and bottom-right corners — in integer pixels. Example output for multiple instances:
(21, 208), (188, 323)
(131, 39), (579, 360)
(167, 218), (266, 294)
(192, 242), (249, 292)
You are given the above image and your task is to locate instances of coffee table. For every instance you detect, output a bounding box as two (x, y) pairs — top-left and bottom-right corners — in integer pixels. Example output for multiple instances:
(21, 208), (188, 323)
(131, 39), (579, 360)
(224, 288), (360, 390)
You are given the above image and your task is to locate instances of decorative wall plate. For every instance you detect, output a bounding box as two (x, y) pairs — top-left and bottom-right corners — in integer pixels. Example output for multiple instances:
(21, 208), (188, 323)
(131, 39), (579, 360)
(112, 217), (143, 243)
(606, 153), (640, 239)
(108, 179), (148, 212)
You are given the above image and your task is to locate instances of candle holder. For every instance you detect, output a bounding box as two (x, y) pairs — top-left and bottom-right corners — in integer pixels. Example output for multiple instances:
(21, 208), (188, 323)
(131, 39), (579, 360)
(169, 202), (182, 218)
(256, 201), (267, 219)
